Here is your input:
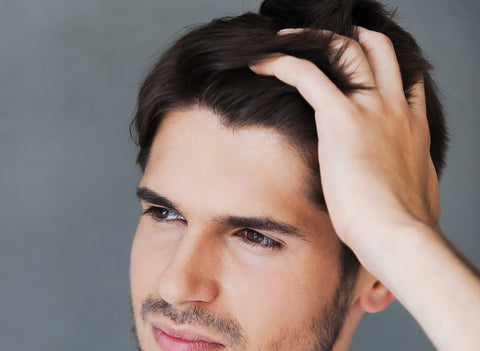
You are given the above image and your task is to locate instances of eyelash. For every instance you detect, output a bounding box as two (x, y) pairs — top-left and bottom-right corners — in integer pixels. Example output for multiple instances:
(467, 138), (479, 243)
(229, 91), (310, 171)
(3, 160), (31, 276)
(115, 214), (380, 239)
(237, 229), (282, 251)
(142, 206), (185, 222)
(142, 206), (282, 251)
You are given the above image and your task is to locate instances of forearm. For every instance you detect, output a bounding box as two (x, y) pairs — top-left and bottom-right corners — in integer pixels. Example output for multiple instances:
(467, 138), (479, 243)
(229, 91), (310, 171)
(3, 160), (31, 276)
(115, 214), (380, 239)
(354, 221), (480, 351)
(250, 26), (478, 350)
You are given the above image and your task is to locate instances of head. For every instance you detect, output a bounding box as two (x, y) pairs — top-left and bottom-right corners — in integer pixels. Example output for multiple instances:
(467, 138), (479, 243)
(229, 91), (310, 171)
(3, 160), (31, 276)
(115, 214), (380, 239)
(129, 0), (448, 350)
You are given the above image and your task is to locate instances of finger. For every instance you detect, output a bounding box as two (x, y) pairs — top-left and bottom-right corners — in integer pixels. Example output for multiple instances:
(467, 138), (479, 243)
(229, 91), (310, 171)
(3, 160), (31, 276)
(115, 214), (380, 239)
(250, 54), (350, 115)
(329, 34), (377, 90)
(408, 75), (427, 119)
(356, 27), (406, 104)
(409, 76), (431, 147)
(278, 28), (378, 105)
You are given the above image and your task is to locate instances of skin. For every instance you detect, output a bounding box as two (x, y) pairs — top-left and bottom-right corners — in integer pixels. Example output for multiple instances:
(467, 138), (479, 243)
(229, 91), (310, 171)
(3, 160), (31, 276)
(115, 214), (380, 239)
(251, 27), (480, 350)
(131, 26), (480, 351)
(130, 107), (371, 351)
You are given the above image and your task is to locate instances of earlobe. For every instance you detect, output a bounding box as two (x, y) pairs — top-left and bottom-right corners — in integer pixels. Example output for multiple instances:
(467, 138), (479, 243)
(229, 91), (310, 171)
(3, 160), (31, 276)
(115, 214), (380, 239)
(353, 267), (395, 314)
(359, 280), (395, 314)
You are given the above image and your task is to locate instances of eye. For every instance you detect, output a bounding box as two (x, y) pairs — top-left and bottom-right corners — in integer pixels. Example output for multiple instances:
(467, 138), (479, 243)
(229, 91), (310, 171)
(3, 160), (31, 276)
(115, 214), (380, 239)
(143, 206), (184, 222)
(238, 229), (282, 250)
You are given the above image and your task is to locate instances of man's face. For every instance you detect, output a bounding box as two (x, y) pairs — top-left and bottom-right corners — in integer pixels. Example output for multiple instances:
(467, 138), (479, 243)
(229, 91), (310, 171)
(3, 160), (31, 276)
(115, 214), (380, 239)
(130, 106), (353, 351)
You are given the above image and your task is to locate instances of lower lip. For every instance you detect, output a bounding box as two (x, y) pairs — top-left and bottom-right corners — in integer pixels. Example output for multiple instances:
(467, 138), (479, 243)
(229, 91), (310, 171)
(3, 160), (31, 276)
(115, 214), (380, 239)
(153, 328), (225, 351)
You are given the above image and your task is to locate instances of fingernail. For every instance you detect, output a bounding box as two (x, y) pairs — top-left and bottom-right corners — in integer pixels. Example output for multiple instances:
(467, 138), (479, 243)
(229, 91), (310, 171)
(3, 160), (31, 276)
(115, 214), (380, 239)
(277, 28), (302, 35)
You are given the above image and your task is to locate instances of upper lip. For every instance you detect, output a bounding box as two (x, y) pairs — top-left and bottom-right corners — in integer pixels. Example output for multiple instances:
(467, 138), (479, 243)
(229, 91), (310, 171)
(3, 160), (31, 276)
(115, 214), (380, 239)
(151, 320), (226, 346)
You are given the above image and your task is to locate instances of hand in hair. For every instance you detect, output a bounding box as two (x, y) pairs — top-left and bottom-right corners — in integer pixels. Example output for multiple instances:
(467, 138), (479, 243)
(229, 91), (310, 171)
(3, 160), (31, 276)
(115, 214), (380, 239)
(250, 26), (480, 351)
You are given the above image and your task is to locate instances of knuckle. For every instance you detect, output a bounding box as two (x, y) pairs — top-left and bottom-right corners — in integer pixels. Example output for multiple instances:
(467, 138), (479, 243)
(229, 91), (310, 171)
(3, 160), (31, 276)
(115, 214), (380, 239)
(358, 27), (394, 48)
(344, 37), (363, 54)
(369, 31), (394, 49)
(276, 55), (318, 83)
(336, 39), (365, 69)
(331, 35), (361, 55)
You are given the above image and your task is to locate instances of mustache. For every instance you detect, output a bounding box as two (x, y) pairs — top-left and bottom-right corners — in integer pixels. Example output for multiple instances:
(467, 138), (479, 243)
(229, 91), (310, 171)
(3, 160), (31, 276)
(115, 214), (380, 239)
(140, 297), (246, 347)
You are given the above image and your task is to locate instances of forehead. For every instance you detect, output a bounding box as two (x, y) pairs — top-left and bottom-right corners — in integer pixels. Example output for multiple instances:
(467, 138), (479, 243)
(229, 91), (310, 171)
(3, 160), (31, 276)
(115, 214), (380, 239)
(142, 106), (325, 235)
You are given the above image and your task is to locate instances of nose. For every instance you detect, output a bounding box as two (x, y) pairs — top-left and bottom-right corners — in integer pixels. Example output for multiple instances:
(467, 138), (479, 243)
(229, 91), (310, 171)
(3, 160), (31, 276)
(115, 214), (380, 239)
(157, 227), (221, 306)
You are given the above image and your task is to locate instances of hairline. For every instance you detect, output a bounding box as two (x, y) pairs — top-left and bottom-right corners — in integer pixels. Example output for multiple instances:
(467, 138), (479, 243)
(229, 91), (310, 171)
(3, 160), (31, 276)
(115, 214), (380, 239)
(142, 103), (327, 212)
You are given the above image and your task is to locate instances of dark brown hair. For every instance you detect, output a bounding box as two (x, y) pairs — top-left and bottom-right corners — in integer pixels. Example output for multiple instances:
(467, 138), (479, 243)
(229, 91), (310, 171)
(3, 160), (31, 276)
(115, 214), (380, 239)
(131, 0), (448, 281)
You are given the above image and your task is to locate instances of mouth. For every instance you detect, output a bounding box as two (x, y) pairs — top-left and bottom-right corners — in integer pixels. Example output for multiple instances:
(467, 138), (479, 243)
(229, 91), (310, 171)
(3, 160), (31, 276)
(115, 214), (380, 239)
(151, 321), (226, 351)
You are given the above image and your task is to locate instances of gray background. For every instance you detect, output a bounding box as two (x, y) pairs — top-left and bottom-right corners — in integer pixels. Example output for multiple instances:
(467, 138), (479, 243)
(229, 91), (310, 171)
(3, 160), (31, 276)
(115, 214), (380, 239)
(0, 0), (478, 350)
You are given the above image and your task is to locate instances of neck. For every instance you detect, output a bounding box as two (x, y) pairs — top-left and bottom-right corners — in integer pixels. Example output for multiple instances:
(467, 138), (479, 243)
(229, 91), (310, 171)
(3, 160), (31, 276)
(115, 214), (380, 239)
(332, 303), (365, 351)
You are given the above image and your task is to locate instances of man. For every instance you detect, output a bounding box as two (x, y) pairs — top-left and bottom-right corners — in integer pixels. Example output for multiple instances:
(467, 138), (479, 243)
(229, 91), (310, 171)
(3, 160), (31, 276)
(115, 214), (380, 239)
(129, 0), (480, 350)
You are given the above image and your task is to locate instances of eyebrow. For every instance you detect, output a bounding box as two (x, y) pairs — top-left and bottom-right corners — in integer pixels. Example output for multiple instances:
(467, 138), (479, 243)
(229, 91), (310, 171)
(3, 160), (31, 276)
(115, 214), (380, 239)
(136, 186), (182, 214)
(136, 186), (305, 239)
(216, 215), (305, 239)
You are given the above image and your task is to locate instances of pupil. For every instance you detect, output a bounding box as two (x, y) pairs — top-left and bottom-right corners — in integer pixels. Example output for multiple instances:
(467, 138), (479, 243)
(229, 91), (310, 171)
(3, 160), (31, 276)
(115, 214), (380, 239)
(248, 230), (262, 243)
(155, 208), (168, 219)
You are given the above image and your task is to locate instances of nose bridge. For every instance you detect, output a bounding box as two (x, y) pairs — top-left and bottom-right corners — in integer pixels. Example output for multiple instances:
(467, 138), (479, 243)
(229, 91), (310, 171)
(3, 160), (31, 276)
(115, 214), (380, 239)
(157, 224), (220, 305)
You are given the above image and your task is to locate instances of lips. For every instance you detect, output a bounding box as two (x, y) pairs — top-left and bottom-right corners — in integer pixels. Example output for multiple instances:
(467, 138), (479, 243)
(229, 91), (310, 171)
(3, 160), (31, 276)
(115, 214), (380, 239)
(152, 321), (225, 351)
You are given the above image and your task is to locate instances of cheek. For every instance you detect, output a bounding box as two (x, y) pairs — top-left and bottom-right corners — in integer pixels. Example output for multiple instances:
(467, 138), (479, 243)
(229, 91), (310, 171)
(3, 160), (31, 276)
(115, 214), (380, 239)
(220, 244), (341, 347)
(130, 220), (179, 308)
(130, 221), (182, 349)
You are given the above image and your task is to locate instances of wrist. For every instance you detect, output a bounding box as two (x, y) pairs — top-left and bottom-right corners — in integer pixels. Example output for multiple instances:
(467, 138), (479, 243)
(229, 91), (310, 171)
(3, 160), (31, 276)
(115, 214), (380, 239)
(346, 216), (441, 275)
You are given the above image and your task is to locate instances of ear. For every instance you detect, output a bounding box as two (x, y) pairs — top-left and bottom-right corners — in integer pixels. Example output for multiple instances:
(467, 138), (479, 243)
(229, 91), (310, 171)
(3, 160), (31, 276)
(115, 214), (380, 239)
(355, 268), (395, 314)
(359, 280), (395, 313)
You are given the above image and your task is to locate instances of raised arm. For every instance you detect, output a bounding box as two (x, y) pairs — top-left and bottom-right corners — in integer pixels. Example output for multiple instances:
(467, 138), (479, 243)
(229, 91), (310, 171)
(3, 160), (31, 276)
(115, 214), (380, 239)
(250, 27), (480, 351)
